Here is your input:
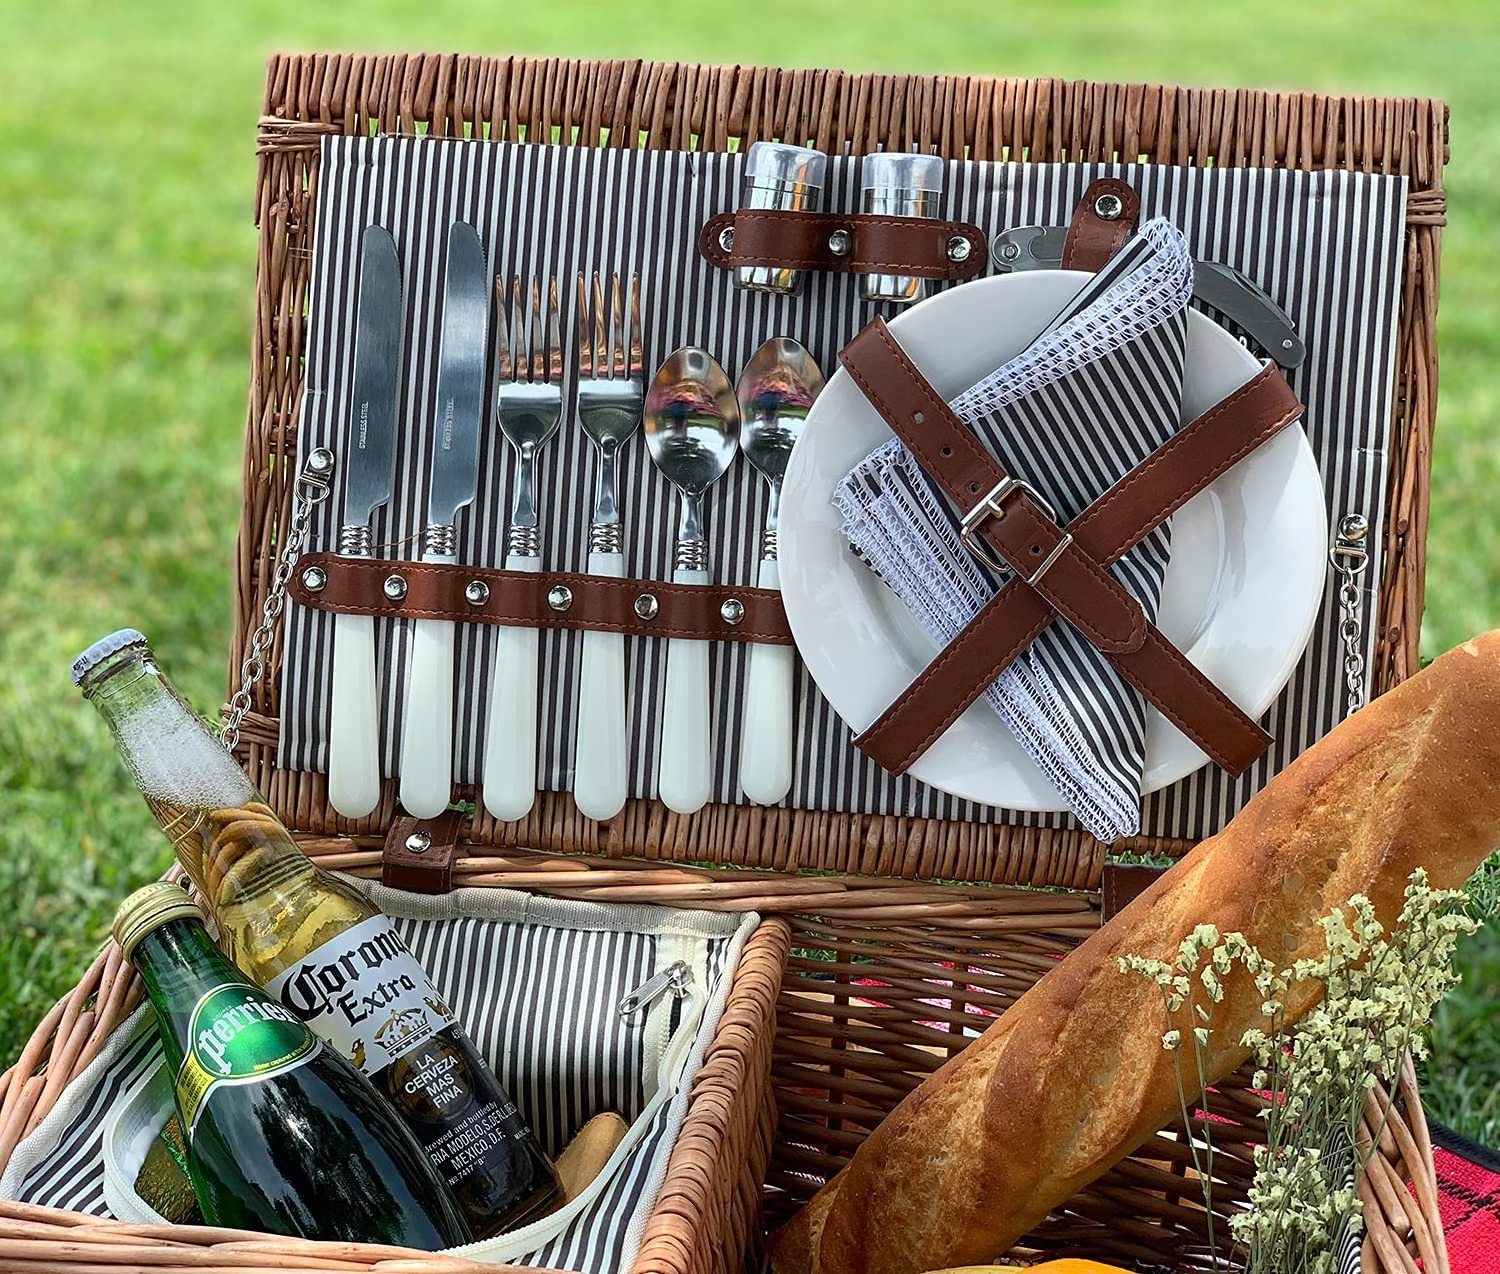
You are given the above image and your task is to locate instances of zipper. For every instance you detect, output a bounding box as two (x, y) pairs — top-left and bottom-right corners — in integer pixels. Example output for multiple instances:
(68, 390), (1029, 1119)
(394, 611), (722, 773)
(618, 960), (692, 1018)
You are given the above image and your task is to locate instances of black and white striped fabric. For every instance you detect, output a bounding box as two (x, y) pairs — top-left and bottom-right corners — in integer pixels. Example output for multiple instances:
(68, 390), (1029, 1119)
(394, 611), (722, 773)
(0, 885), (757, 1273)
(277, 135), (1406, 839)
(837, 221), (1194, 841)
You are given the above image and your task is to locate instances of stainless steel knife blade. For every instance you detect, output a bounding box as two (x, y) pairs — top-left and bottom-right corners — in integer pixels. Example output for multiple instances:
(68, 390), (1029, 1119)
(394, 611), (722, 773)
(426, 221), (490, 532)
(990, 224), (1306, 369)
(341, 225), (404, 530)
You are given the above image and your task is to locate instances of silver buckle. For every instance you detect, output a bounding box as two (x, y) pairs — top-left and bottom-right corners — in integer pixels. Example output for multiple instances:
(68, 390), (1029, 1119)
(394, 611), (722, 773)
(958, 476), (1074, 586)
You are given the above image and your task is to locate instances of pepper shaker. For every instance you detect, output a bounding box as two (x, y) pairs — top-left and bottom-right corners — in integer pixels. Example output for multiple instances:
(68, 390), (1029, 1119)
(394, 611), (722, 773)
(734, 141), (828, 295)
(860, 152), (947, 305)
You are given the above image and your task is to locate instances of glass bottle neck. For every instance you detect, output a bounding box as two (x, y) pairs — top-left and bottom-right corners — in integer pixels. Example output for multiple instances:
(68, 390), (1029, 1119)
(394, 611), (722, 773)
(133, 918), (249, 1075)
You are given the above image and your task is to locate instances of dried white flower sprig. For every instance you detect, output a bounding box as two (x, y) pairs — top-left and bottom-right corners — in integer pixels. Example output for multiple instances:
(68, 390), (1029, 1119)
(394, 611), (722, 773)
(1120, 868), (1478, 1274)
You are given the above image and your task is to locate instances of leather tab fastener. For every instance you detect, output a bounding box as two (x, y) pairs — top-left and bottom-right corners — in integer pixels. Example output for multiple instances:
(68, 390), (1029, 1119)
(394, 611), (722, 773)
(289, 553), (794, 646)
(382, 810), (465, 894)
(699, 209), (987, 282)
(1101, 861), (1169, 922)
(1061, 178), (1141, 272)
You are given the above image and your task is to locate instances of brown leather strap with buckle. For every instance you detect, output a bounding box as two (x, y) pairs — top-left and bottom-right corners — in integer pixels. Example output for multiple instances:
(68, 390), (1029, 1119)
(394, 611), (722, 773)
(698, 209), (987, 281)
(382, 810), (466, 893)
(840, 318), (1300, 778)
(857, 361), (1304, 773)
(1101, 861), (1169, 922)
(289, 554), (794, 645)
(1061, 178), (1142, 272)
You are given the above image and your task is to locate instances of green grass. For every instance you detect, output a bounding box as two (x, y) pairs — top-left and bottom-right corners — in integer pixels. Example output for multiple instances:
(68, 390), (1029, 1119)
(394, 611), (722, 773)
(1, 0), (1496, 1147)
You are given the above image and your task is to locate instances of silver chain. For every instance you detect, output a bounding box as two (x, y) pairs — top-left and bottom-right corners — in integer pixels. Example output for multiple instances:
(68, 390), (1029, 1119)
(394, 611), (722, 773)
(1329, 512), (1370, 718)
(221, 448), (336, 751)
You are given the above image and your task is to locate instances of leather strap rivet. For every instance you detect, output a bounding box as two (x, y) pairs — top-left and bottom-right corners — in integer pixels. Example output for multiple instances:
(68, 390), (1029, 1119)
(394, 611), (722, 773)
(405, 831), (432, 855)
(720, 598), (746, 626)
(945, 235), (972, 263)
(828, 228), (852, 256)
(300, 565), (327, 593)
(1094, 192), (1125, 220)
(634, 593), (660, 620)
(383, 574), (408, 602)
(547, 584), (574, 612)
(464, 580), (490, 606)
(718, 225), (734, 252)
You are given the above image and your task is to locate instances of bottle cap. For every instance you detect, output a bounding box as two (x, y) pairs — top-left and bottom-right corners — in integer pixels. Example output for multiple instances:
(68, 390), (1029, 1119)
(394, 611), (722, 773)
(113, 881), (204, 960)
(71, 629), (149, 687)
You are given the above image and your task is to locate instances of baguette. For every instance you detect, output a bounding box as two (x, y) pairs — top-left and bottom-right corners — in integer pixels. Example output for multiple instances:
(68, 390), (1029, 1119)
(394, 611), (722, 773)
(772, 631), (1500, 1274)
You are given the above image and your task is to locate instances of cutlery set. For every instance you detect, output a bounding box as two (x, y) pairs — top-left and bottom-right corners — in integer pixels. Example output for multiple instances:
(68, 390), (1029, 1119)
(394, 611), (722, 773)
(327, 220), (823, 825)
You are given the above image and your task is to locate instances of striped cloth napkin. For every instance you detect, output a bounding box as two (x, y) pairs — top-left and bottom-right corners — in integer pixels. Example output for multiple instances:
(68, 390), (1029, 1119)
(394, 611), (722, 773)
(836, 220), (1195, 841)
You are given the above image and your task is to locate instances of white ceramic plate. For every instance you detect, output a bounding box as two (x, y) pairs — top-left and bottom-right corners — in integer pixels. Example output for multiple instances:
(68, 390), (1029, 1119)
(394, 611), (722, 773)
(779, 271), (1327, 810)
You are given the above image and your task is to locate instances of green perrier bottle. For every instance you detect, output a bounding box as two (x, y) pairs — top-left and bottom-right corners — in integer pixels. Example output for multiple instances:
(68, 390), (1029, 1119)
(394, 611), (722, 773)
(114, 882), (473, 1247)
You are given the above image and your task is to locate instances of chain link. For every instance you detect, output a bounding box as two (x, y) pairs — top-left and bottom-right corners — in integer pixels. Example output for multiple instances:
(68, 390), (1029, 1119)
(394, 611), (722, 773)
(221, 449), (335, 752)
(1329, 512), (1370, 718)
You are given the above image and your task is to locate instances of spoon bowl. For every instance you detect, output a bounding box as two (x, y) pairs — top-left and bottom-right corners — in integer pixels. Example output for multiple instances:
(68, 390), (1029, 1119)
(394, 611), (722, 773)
(737, 337), (824, 539)
(644, 348), (740, 513)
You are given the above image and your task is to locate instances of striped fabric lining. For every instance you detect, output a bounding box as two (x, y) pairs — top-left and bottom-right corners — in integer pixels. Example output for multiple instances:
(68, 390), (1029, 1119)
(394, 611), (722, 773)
(278, 135), (1406, 838)
(2, 892), (753, 1274)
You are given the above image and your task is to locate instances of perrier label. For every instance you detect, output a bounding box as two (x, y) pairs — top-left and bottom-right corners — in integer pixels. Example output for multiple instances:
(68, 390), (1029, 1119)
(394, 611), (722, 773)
(175, 984), (319, 1137)
(76, 630), (561, 1238)
(113, 882), (473, 1248)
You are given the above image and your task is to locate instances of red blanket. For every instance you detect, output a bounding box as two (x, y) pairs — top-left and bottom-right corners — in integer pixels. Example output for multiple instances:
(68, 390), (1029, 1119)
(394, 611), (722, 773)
(1433, 1124), (1500, 1273)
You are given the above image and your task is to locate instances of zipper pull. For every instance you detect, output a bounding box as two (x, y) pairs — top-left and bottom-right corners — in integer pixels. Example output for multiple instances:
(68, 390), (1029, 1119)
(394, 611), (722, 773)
(619, 960), (693, 1018)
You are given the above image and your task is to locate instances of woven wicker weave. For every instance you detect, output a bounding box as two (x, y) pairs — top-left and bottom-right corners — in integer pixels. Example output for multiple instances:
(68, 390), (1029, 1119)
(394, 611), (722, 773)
(0, 54), (1449, 1274)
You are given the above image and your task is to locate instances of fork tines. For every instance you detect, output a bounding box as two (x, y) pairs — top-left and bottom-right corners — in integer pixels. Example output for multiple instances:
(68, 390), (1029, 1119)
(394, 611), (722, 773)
(576, 273), (644, 382)
(493, 274), (563, 384)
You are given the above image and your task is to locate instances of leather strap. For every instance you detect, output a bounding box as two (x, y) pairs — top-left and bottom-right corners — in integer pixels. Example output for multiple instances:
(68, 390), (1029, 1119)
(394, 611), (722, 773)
(1101, 861), (1168, 922)
(382, 810), (465, 893)
(859, 364), (1303, 772)
(698, 209), (987, 281)
(289, 554), (794, 645)
(1061, 178), (1141, 272)
(840, 318), (1291, 778)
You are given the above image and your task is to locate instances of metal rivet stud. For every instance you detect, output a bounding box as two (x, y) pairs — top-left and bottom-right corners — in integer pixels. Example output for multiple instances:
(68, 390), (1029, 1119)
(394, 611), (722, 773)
(1340, 513), (1370, 543)
(306, 447), (335, 475)
(465, 580), (490, 606)
(301, 565), (327, 593)
(718, 225), (735, 252)
(998, 241), (1021, 263)
(383, 574), (408, 602)
(827, 228), (852, 256)
(946, 236), (972, 263)
(547, 585), (573, 612)
(1094, 192), (1125, 221)
(405, 831), (432, 855)
(634, 593), (660, 621)
(720, 598), (746, 626)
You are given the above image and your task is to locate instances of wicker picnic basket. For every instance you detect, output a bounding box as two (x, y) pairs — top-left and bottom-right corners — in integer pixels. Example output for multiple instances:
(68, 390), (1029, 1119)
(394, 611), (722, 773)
(0, 54), (1452, 1274)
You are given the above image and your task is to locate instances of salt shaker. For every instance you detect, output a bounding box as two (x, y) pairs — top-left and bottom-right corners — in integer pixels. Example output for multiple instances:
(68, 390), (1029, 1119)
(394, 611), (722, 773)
(860, 152), (947, 304)
(734, 142), (828, 295)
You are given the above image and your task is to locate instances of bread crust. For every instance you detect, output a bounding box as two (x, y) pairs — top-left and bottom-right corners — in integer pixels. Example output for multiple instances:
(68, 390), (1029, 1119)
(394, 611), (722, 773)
(772, 632), (1500, 1274)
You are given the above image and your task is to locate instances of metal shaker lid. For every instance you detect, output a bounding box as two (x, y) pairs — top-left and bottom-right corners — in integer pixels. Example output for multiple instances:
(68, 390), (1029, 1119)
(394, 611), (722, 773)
(861, 151), (946, 194)
(743, 141), (827, 191)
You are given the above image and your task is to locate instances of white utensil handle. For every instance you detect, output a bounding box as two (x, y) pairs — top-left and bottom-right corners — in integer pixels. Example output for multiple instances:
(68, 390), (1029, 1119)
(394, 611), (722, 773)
(328, 608), (382, 818)
(573, 549), (629, 821)
(398, 551), (457, 819)
(739, 557), (794, 805)
(482, 553), (542, 822)
(658, 566), (713, 815)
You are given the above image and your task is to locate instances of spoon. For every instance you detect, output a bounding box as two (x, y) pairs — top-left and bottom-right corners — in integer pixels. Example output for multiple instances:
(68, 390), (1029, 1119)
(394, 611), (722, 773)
(644, 348), (740, 814)
(735, 338), (824, 805)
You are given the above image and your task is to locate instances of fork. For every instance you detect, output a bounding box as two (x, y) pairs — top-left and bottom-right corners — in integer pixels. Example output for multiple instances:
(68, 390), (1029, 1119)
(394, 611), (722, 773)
(572, 273), (644, 821)
(481, 276), (564, 822)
